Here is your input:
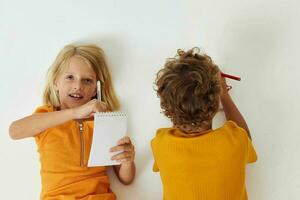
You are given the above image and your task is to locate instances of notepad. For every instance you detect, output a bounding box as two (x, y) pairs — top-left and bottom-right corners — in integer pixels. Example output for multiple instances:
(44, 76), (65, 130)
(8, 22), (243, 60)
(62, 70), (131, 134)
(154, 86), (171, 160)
(88, 112), (127, 167)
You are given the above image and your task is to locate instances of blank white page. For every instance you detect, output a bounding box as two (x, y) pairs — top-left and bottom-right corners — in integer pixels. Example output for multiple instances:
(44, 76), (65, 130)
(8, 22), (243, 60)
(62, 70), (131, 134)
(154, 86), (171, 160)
(88, 112), (127, 167)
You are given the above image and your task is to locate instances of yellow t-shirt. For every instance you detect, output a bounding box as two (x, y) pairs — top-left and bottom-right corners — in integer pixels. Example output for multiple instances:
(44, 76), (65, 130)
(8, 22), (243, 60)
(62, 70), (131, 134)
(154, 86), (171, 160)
(151, 121), (257, 200)
(34, 105), (116, 200)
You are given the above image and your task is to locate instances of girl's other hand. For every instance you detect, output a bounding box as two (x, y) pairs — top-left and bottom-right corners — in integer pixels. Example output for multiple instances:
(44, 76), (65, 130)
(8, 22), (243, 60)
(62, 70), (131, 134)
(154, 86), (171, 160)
(110, 136), (135, 165)
(73, 99), (108, 119)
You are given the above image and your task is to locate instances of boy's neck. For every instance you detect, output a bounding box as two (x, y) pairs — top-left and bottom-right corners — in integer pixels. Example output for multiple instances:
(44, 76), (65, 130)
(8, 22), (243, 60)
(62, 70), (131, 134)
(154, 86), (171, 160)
(174, 121), (212, 136)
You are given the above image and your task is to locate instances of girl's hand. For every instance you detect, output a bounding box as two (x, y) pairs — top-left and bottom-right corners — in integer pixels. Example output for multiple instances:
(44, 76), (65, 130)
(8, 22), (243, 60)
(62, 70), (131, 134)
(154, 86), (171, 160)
(110, 136), (135, 165)
(73, 99), (108, 119)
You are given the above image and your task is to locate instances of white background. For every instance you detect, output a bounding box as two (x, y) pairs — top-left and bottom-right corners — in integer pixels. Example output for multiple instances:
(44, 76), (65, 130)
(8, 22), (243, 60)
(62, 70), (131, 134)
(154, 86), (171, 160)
(1, 0), (299, 199)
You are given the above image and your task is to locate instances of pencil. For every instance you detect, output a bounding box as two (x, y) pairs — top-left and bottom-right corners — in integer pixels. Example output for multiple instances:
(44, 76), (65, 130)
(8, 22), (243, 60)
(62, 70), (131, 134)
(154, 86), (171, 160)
(97, 80), (101, 100)
(221, 73), (241, 81)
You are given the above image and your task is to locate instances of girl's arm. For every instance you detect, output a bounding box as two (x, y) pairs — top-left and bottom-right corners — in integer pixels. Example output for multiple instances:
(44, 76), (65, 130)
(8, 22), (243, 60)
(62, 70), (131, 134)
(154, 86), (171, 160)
(113, 162), (136, 185)
(110, 136), (136, 185)
(9, 99), (107, 140)
(9, 109), (76, 139)
(220, 76), (252, 140)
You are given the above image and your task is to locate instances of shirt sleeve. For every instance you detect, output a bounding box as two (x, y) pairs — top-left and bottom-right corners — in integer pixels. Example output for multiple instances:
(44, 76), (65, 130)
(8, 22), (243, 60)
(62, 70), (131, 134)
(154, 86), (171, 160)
(33, 105), (53, 114)
(227, 121), (258, 164)
(247, 137), (258, 163)
(32, 105), (53, 140)
(237, 125), (258, 164)
(151, 137), (160, 172)
(153, 161), (159, 172)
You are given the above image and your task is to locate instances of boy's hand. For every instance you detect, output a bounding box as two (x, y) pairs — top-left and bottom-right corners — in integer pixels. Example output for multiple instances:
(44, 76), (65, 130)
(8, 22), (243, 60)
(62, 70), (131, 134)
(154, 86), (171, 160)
(219, 71), (232, 96)
(110, 136), (135, 165)
(73, 99), (108, 119)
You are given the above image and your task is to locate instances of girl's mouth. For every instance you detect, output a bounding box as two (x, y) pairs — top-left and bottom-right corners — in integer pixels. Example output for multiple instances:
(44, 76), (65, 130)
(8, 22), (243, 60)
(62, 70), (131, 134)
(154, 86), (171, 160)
(69, 93), (84, 99)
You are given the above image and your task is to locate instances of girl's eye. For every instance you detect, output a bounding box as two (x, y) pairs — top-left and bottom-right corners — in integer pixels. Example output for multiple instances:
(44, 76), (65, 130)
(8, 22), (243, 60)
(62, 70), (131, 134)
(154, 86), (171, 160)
(66, 75), (74, 80)
(84, 79), (93, 84)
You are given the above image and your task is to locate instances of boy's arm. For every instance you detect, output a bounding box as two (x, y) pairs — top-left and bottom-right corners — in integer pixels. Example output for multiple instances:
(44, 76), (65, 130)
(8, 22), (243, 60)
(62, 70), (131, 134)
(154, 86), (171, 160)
(220, 77), (252, 140)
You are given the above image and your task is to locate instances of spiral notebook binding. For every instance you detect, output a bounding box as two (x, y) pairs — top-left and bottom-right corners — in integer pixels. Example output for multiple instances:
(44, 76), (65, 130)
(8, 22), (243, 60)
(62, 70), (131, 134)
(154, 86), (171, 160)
(95, 111), (127, 117)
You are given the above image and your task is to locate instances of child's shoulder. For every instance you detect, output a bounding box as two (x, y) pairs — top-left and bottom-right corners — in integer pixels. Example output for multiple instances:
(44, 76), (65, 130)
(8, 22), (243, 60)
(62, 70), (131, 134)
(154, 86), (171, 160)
(34, 104), (55, 114)
(224, 120), (246, 132)
(223, 120), (241, 129)
(221, 120), (249, 139)
(154, 127), (173, 138)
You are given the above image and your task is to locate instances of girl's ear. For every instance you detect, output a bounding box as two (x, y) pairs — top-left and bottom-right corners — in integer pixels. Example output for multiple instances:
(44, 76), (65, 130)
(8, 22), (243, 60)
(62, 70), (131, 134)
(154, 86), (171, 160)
(53, 80), (59, 91)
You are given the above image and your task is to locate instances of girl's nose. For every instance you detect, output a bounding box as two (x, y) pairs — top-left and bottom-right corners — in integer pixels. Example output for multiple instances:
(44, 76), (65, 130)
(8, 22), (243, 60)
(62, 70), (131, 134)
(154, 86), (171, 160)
(73, 80), (83, 90)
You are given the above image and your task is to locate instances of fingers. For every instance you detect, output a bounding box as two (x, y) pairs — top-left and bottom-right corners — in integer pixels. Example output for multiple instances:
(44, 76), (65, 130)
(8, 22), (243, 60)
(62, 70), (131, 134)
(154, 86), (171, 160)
(218, 72), (232, 93)
(111, 151), (135, 162)
(117, 136), (131, 145)
(110, 137), (134, 153)
(97, 101), (107, 112)
(90, 99), (108, 113)
(226, 85), (232, 91)
(110, 144), (134, 152)
(110, 136), (135, 163)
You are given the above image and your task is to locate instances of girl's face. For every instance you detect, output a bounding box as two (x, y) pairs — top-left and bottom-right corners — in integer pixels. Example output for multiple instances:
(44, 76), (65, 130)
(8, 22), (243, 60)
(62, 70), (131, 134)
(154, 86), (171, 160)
(54, 56), (97, 110)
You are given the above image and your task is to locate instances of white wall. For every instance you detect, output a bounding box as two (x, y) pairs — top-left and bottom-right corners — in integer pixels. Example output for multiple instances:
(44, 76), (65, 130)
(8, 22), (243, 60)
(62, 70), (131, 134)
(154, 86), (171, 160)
(1, 0), (299, 199)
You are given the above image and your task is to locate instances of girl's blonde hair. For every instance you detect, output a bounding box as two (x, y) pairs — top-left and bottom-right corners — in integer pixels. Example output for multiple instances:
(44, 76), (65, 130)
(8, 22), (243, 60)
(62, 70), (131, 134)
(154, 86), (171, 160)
(43, 44), (120, 111)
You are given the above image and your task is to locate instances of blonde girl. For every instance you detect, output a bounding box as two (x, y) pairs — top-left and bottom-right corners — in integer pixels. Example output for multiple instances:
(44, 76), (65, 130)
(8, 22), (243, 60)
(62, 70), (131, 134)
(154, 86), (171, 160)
(9, 44), (135, 200)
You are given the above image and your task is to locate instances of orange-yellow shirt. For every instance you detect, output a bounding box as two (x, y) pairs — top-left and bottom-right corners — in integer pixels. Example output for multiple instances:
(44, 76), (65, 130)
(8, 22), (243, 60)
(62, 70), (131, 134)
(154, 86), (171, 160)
(34, 105), (116, 200)
(151, 121), (257, 200)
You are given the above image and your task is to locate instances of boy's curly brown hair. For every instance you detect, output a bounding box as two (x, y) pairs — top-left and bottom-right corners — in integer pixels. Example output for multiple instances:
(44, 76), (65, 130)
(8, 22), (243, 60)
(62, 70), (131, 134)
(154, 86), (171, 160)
(155, 47), (222, 129)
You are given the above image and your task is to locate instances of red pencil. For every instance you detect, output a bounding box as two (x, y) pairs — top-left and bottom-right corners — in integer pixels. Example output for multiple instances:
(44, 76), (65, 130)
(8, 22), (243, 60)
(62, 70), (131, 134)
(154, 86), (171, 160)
(221, 73), (241, 81)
